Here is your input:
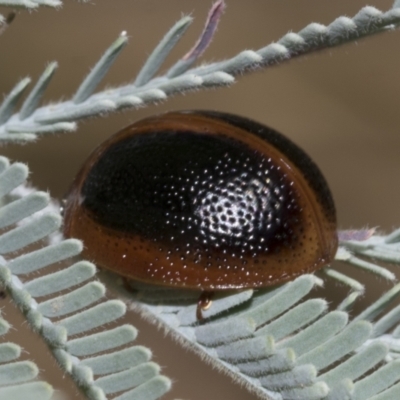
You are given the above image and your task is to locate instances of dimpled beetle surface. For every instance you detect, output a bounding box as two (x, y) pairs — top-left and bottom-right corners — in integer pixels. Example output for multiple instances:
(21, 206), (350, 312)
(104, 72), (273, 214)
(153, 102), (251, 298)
(63, 111), (338, 291)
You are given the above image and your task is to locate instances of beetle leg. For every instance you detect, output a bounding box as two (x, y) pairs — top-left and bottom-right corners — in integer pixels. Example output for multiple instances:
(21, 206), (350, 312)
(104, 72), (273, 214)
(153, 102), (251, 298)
(196, 291), (214, 320)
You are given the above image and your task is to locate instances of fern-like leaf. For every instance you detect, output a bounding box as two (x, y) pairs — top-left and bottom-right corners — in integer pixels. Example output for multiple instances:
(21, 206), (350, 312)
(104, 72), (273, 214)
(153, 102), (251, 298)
(0, 311), (54, 400)
(0, 156), (171, 400)
(0, 0), (61, 8)
(123, 252), (400, 400)
(1, 4), (400, 141)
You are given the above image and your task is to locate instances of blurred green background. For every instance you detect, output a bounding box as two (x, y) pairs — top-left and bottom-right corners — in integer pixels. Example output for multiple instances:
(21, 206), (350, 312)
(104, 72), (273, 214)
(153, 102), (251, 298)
(1, 1), (400, 399)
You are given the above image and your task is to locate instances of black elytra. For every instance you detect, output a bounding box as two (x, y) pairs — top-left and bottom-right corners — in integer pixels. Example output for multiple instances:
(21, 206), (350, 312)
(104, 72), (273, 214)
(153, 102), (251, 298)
(63, 111), (338, 291)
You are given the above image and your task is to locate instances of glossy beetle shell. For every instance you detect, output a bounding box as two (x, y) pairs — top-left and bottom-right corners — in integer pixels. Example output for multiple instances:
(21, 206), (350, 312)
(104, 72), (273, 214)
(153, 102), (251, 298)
(63, 111), (338, 290)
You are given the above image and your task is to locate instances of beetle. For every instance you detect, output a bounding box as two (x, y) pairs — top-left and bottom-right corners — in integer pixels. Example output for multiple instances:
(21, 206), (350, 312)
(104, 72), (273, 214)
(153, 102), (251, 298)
(63, 111), (338, 318)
